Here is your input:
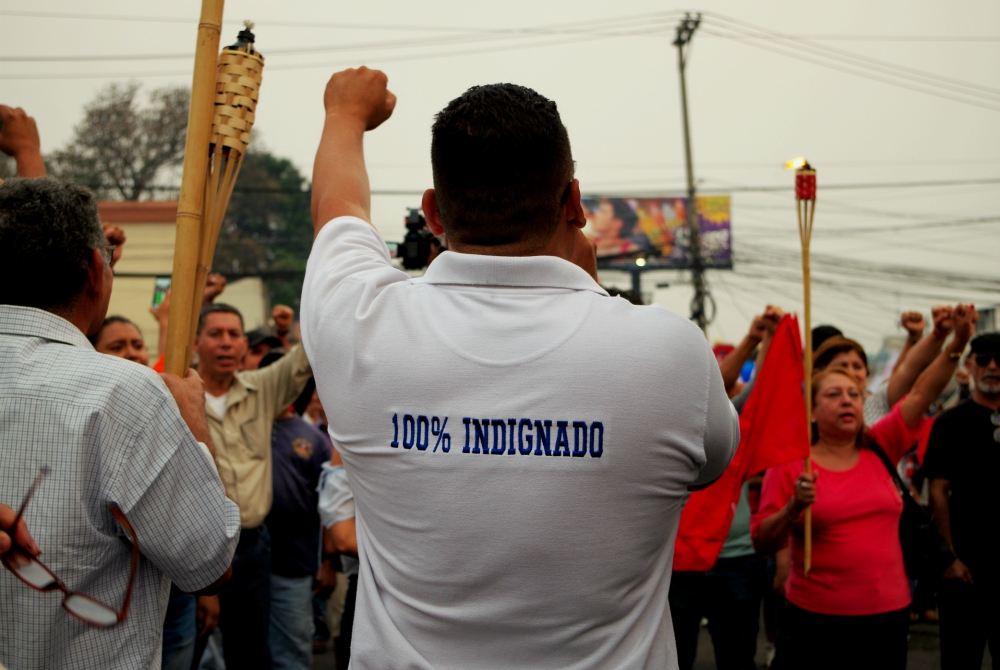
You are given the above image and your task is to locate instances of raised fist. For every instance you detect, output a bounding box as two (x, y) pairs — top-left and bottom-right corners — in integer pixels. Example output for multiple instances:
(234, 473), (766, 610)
(900, 311), (925, 339)
(931, 305), (954, 339)
(0, 105), (41, 160)
(323, 67), (396, 132)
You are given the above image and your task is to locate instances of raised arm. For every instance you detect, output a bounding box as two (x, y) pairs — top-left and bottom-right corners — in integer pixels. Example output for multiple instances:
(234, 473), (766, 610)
(720, 317), (766, 392)
(312, 68), (396, 235)
(885, 306), (953, 407)
(0, 105), (46, 178)
(897, 304), (976, 428)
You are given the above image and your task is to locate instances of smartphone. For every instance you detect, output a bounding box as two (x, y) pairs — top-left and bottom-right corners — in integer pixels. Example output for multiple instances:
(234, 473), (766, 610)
(152, 276), (171, 308)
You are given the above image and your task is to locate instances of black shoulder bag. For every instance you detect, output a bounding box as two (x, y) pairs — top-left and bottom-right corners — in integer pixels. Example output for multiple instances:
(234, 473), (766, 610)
(869, 444), (955, 581)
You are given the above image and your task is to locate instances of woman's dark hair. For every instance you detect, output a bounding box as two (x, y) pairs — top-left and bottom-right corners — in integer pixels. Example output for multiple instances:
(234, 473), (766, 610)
(813, 336), (868, 373)
(0, 178), (106, 311)
(89, 315), (143, 347)
(431, 83), (574, 249)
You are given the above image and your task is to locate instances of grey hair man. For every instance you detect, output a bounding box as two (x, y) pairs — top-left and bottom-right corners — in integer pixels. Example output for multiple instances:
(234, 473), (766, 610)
(924, 331), (1000, 669)
(0, 178), (239, 670)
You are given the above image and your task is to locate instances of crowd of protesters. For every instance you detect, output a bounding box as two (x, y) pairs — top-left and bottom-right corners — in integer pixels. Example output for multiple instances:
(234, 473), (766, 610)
(0, 68), (997, 670)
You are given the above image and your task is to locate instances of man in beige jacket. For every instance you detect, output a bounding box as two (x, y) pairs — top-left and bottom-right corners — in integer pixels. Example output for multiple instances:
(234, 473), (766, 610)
(195, 303), (312, 670)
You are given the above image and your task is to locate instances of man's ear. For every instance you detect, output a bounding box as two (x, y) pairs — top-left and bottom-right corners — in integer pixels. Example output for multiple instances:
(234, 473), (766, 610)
(565, 180), (587, 229)
(85, 247), (107, 299)
(422, 189), (445, 236)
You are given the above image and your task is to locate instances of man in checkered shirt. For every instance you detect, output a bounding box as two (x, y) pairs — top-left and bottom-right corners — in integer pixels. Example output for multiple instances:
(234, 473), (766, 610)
(0, 178), (240, 670)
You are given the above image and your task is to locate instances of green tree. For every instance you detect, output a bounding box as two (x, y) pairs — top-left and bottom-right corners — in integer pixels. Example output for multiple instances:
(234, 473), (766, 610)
(213, 147), (313, 310)
(48, 83), (188, 201)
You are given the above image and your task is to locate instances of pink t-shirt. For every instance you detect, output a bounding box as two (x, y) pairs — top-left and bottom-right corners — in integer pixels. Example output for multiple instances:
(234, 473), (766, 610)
(751, 403), (924, 616)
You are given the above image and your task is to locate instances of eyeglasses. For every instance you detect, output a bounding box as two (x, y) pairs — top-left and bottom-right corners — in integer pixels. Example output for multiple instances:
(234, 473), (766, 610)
(974, 352), (999, 367)
(1, 467), (138, 628)
(102, 244), (117, 267)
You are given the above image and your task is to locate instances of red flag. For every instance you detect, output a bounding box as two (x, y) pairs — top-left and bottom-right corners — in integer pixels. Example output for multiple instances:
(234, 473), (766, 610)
(673, 314), (810, 571)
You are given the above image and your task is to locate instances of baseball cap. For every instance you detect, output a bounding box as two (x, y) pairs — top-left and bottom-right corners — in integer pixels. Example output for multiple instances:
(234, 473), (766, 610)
(246, 329), (283, 349)
(969, 332), (1000, 354)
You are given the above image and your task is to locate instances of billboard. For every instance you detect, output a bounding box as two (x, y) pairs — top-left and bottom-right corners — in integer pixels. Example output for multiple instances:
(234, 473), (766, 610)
(582, 195), (732, 268)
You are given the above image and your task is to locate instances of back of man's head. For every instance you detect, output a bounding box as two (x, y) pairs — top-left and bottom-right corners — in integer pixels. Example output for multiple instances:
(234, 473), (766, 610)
(0, 178), (105, 311)
(431, 84), (573, 249)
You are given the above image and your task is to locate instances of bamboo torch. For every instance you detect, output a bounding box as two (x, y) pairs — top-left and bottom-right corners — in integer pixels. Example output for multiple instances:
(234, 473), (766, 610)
(164, 0), (225, 376)
(164, 13), (265, 374)
(788, 156), (817, 575)
(187, 23), (265, 348)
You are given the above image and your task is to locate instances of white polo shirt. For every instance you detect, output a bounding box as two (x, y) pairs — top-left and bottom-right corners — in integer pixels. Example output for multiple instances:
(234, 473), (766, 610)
(301, 217), (738, 670)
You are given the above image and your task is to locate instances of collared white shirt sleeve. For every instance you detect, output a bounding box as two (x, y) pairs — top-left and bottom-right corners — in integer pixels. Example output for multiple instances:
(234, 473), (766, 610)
(301, 217), (410, 334)
(317, 463), (355, 529)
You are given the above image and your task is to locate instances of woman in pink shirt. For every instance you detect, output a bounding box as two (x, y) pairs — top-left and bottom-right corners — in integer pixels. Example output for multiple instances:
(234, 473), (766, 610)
(752, 305), (974, 670)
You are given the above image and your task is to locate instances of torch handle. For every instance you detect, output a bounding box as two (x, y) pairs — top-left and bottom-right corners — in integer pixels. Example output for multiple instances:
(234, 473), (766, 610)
(799, 197), (815, 576)
(163, 0), (225, 376)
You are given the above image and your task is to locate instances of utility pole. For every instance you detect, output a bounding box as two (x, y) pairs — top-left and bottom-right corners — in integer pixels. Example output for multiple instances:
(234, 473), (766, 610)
(674, 13), (708, 334)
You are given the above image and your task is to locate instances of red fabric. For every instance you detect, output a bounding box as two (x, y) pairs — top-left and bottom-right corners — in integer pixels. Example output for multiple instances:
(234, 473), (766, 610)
(152, 353), (165, 373)
(673, 315), (810, 571)
(749, 402), (924, 616)
(869, 398), (927, 464)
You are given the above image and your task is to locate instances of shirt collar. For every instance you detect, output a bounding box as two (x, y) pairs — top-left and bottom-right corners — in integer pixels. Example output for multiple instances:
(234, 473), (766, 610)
(0, 305), (94, 349)
(417, 250), (608, 295)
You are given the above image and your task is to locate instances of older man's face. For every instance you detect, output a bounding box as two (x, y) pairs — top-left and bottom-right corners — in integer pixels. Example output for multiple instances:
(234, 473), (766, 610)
(195, 313), (247, 377)
(967, 351), (1000, 397)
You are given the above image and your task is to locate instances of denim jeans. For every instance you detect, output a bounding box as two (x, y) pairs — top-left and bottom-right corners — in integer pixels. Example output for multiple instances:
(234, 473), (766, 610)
(162, 584), (197, 670)
(269, 574), (315, 670)
(669, 553), (767, 670)
(218, 525), (272, 670)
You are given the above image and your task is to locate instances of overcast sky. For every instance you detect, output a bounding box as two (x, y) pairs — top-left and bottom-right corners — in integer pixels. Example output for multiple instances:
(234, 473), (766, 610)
(2, 0), (998, 351)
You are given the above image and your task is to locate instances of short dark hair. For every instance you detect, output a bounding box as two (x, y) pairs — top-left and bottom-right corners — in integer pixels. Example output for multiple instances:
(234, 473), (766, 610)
(89, 315), (142, 347)
(431, 83), (574, 248)
(197, 303), (244, 334)
(0, 178), (106, 311)
(812, 325), (843, 351)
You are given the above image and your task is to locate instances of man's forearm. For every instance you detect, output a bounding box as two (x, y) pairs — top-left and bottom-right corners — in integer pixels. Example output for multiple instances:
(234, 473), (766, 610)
(16, 152), (47, 178)
(891, 335), (916, 373)
(719, 335), (760, 392)
(886, 330), (946, 406)
(928, 480), (954, 552)
(312, 113), (373, 235)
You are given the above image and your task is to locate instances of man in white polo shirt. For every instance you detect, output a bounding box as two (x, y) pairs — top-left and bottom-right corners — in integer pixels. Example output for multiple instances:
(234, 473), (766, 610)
(301, 67), (738, 669)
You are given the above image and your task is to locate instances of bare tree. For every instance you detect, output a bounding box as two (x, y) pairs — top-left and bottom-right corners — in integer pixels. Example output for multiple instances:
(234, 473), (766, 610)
(48, 83), (189, 201)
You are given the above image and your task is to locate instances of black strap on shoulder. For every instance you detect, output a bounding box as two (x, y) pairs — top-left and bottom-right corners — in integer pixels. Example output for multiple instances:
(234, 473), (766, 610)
(866, 442), (908, 496)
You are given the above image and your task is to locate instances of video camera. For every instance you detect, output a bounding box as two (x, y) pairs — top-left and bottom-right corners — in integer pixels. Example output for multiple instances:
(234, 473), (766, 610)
(397, 209), (444, 270)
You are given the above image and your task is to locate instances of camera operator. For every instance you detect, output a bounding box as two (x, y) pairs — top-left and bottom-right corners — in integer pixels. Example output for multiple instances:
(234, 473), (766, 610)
(395, 208), (446, 270)
(301, 67), (737, 669)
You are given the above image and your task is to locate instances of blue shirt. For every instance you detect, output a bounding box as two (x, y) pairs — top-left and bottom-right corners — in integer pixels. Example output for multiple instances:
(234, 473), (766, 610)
(266, 416), (330, 577)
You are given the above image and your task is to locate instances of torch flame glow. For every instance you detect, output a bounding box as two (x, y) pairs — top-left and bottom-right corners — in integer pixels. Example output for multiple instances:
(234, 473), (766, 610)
(785, 157), (809, 170)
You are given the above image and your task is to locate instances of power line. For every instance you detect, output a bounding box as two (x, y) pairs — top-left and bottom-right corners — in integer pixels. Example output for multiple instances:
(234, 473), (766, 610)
(0, 24), (676, 80)
(702, 13), (1000, 98)
(0, 12), (682, 62)
(5, 10), (997, 42)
